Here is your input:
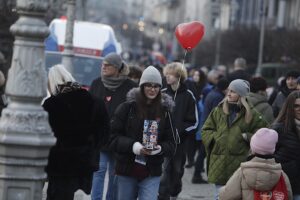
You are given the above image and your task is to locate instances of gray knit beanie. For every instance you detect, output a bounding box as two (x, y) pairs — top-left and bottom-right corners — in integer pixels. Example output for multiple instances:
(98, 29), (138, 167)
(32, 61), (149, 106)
(228, 79), (250, 97)
(139, 66), (162, 87)
(103, 52), (123, 70)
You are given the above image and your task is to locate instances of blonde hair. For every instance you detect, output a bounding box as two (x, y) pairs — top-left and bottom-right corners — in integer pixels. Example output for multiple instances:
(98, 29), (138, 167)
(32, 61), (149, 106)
(222, 96), (253, 124)
(48, 64), (75, 95)
(163, 62), (187, 82)
(0, 71), (5, 87)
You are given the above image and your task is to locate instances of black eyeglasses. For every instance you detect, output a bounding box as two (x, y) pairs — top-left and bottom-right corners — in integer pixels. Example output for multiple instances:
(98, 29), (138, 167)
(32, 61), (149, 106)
(144, 83), (161, 89)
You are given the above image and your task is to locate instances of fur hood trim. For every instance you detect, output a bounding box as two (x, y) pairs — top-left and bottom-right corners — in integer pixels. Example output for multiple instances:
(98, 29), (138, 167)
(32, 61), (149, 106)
(126, 88), (175, 112)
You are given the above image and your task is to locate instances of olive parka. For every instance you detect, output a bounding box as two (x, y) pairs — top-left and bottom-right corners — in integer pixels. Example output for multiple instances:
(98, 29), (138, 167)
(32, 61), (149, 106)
(202, 102), (268, 185)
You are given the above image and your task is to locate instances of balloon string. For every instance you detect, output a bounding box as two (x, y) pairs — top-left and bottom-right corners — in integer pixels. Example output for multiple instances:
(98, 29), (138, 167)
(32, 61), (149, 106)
(173, 49), (188, 100)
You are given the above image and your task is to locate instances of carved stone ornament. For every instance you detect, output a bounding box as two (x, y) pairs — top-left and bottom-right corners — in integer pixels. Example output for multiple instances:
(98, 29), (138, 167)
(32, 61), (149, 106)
(5, 46), (47, 98)
(17, 0), (49, 14)
(0, 108), (52, 136)
(10, 18), (49, 38)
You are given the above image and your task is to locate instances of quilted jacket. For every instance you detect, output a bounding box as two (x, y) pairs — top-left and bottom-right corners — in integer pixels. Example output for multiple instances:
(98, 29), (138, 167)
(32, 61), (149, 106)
(202, 103), (268, 185)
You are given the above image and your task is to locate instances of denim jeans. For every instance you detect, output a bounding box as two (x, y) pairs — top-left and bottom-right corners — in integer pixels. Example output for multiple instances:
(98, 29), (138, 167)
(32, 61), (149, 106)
(91, 151), (115, 200)
(194, 141), (206, 175)
(214, 184), (224, 200)
(116, 175), (160, 200)
(294, 195), (300, 200)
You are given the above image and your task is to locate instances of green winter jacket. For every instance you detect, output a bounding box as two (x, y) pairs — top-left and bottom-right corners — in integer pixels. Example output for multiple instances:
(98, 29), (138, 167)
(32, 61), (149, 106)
(202, 103), (268, 185)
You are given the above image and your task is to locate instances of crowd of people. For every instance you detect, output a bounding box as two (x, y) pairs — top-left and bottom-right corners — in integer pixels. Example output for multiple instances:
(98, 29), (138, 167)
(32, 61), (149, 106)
(46, 54), (300, 200)
(1, 52), (298, 199)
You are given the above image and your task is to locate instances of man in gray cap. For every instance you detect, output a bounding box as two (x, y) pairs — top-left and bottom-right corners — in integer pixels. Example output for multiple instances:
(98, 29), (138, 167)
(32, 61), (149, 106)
(89, 52), (137, 200)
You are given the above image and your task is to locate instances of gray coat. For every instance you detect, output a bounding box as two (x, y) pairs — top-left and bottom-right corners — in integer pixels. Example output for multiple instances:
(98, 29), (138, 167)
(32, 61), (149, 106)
(247, 92), (274, 124)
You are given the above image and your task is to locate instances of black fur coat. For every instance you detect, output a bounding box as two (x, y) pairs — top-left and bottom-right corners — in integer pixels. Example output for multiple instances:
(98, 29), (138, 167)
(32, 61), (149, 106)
(43, 87), (109, 177)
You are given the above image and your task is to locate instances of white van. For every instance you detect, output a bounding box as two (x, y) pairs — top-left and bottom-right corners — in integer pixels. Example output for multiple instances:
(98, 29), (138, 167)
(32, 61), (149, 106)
(45, 18), (121, 87)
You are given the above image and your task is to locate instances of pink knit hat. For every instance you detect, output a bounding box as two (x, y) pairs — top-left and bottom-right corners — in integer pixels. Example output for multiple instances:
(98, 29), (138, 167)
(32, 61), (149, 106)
(250, 128), (278, 155)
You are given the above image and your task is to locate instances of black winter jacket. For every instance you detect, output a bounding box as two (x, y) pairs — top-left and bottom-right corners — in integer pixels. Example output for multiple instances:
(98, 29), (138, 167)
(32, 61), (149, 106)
(89, 77), (137, 118)
(272, 122), (300, 194)
(43, 89), (109, 176)
(89, 78), (137, 150)
(162, 84), (198, 141)
(108, 88), (176, 177)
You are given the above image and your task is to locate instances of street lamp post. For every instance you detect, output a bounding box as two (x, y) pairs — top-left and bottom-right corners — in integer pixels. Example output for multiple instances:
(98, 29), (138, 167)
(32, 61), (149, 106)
(0, 0), (56, 199)
(257, 0), (267, 67)
(214, 0), (222, 67)
(62, 0), (76, 73)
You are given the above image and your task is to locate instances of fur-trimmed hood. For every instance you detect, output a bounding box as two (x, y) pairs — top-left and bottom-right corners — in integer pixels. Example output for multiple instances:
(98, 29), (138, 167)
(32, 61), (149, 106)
(126, 87), (175, 112)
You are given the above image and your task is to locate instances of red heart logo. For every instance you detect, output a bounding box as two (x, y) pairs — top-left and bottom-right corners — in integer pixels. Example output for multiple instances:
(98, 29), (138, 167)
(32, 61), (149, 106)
(175, 21), (205, 50)
(106, 96), (112, 102)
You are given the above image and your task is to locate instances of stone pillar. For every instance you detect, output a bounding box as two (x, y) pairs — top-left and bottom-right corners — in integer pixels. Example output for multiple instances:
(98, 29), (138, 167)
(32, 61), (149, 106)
(62, 0), (75, 73)
(0, 0), (56, 199)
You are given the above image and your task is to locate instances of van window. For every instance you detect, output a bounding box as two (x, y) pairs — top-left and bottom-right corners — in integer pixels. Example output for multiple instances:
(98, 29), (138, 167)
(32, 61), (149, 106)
(45, 52), (102, 87)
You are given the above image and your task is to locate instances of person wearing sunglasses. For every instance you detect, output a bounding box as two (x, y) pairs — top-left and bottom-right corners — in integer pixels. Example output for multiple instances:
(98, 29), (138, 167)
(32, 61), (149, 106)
(271, 90), (300, 200)
(108, 66), (176, 200)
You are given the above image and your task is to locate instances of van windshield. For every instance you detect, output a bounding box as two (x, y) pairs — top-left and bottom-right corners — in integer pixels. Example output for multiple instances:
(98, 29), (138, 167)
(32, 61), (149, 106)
(45, 52), (102, 87)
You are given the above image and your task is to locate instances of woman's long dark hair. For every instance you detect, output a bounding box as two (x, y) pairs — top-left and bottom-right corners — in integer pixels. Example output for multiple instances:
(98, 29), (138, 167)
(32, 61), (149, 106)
(195, 69), (207, 91)
(273, 90), (300, 133)
(136, 85), (163, 119)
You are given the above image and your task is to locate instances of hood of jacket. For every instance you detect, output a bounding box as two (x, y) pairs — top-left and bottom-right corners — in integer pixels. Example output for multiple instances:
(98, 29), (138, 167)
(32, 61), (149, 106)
(241, 157), (282, 191)
(247, 92), (268, 107)
(126, 87), (175, 112)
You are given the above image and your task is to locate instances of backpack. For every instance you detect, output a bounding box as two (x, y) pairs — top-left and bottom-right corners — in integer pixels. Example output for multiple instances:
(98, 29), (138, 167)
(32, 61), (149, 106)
(253, 174), (288, 200)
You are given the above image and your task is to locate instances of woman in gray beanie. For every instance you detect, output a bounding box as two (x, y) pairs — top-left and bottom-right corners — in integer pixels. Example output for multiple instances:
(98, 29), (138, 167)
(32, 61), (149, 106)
(108, 66), (176, 200)
(202, 79), (268, 200)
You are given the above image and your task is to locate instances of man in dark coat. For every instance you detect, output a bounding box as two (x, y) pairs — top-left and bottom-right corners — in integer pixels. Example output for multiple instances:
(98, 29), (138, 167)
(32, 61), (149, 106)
(158, 62), (198, 200)
(272, 70), (300, 118)
(89, 53), (137, 200)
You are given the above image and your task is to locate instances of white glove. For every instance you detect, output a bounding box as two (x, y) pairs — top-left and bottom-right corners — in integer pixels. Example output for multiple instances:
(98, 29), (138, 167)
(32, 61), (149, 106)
(132, 142), (143, 155)
(149, 145), (162, 155)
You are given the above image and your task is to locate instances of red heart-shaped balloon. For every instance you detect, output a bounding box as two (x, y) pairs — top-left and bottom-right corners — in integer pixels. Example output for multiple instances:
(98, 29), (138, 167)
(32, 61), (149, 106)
(175, 21), (205, 50)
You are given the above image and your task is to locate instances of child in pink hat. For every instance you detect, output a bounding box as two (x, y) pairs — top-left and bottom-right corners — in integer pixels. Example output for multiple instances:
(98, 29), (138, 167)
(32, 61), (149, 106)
(219, 128), (293, 200)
